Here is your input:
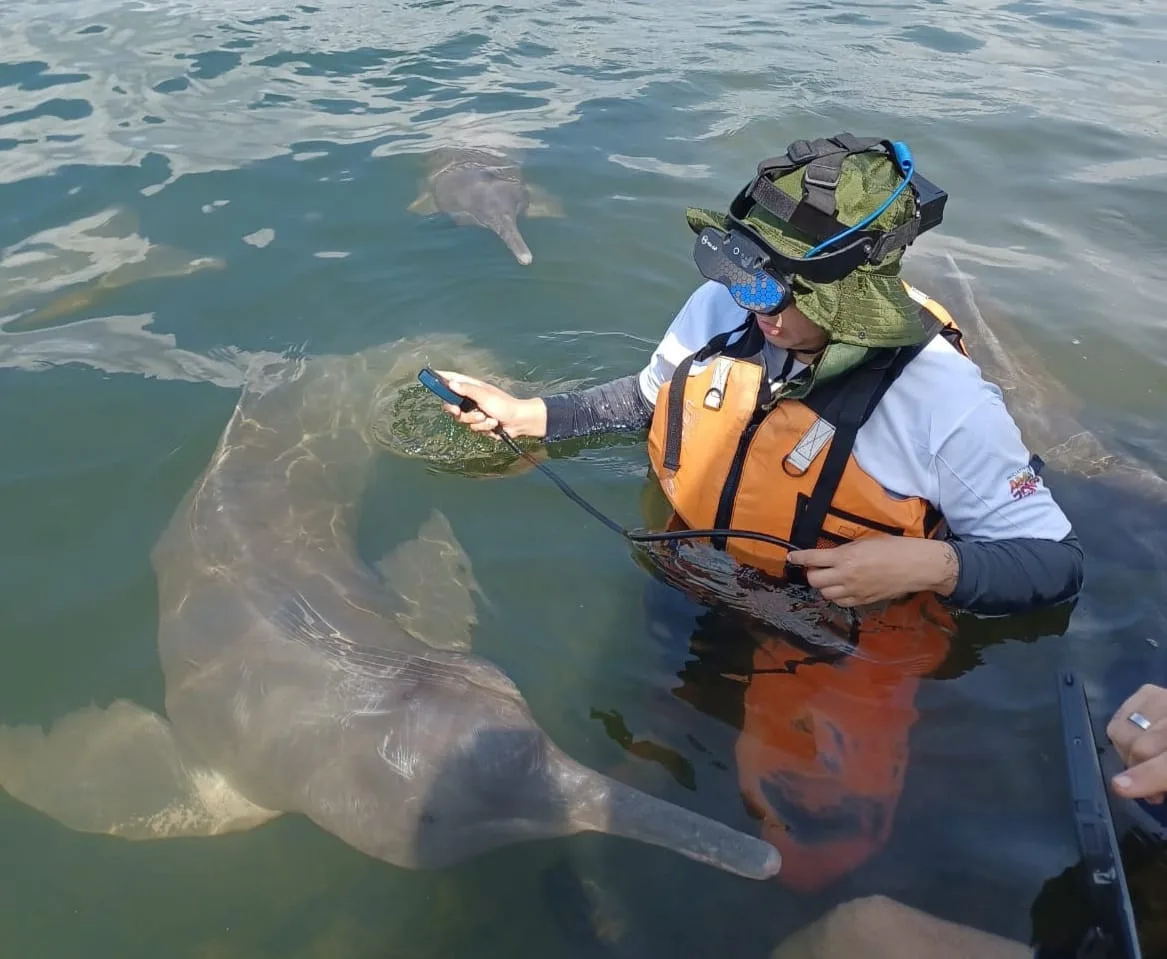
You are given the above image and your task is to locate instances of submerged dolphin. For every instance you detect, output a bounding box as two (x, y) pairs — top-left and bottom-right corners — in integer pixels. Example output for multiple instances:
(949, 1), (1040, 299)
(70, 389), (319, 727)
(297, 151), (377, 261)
(0, 333), (779, 880)
(925, 254), (1167, 508)
(0, 205), (224, 332)
(407, 149), (563, 265)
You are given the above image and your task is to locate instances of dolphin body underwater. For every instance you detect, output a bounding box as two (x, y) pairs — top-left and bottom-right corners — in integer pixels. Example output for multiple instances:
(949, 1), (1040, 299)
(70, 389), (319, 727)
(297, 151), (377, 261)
(407, 149), (563, 266)
(928, 255), (1167, 512)
(0, 333), (779, 881)
(0, 205), (224, 333)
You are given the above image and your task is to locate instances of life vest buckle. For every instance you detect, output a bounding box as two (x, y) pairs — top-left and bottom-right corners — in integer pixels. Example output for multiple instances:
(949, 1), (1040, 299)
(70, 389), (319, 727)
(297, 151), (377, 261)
(703, 357), (734, 410)
(783, 417), (836, 477)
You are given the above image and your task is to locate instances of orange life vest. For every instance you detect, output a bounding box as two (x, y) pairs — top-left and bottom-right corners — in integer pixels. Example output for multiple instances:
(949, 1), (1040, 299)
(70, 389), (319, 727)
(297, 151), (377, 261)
(646, 293), (968, 578)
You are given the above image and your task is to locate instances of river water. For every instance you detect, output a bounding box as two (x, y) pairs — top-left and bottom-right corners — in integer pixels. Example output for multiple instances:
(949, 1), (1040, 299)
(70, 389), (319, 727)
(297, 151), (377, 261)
(1, 1), (1165, 956)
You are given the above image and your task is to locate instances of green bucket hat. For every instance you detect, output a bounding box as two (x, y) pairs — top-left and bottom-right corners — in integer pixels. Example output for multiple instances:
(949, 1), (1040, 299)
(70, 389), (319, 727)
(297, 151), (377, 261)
(686, 150), (927, 351)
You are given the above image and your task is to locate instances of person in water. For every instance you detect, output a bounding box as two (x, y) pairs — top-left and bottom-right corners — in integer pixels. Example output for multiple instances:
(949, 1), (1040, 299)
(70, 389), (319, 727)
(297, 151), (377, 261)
(438, 134), (1085, 888)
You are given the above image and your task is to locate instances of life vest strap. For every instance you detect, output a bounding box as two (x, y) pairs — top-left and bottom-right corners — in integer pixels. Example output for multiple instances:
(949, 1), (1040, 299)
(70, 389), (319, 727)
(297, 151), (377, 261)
(788, 308), (947, 552)
(662, 317), (757, 472)
(710, 370), (772, 550)
(937, 322), (965, 355)
(788, 350), (902, 551)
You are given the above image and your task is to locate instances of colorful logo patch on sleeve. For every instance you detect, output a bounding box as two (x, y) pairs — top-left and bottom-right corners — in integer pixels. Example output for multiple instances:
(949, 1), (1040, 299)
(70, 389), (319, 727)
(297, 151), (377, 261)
(1007, 463), (1041, 500)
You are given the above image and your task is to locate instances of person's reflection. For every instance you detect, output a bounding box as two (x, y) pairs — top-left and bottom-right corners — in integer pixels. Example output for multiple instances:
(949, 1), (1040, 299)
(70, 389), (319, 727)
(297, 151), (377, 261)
(626, 534), (1072, 894)
(742, 595), (959, 892)
(682, 586), (954, 889)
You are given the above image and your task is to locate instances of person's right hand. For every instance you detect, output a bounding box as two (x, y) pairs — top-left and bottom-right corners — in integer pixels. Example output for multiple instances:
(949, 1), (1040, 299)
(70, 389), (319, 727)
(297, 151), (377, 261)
(1106, 683), (1167, 803)
(435, 371), (548, 439)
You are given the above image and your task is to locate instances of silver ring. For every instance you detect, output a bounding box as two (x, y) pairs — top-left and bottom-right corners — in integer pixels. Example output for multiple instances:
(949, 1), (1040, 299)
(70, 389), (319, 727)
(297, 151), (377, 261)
(1129, 711), (1152, 731)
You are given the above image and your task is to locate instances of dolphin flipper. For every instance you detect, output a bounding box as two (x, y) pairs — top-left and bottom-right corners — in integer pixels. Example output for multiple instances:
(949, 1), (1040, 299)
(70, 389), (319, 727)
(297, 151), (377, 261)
(524, 184), (564, 218)
(0, 699), (279, 839)
(407, 190), (439, 216)
(377, 508), (489, 652)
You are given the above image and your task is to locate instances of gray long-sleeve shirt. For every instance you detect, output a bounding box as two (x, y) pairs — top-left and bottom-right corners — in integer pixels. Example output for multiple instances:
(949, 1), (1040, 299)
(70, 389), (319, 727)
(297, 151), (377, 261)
(540, 375), (1084, 616)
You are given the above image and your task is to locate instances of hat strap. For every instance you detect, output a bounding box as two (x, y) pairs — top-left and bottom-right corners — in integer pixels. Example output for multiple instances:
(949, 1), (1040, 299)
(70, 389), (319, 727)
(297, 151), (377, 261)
(740, 134), (884, 235)
(726, 213), (880, 285)
(733, 133), (926, 261)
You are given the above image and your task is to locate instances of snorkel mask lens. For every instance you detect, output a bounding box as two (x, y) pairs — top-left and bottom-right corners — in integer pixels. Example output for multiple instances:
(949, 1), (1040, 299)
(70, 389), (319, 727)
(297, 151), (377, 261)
(692, 227), (792, 315)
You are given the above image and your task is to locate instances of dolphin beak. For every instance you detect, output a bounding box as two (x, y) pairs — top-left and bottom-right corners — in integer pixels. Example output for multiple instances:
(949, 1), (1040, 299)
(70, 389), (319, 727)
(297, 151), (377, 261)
(549, 748), (781, 880)
(495, 220), (533, 266)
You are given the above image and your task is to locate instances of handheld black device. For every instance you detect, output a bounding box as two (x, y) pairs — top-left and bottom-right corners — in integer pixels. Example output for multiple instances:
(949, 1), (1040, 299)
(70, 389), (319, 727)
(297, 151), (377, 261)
(1057, 670), (1142, 959)
(417, 367), (478, 413)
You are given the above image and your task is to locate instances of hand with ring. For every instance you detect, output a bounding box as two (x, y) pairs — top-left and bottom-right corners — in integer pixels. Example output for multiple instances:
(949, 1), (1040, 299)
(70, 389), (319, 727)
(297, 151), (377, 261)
(1105, 683), (1167, 803)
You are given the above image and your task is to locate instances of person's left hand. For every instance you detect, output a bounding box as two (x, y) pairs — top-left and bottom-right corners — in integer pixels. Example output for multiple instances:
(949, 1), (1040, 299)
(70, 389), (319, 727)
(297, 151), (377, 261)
(786, 536), (959, 607)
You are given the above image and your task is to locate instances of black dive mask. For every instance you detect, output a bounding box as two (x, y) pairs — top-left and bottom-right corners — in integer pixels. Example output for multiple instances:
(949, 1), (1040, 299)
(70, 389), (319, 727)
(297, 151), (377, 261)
(692, 225), (794, 316)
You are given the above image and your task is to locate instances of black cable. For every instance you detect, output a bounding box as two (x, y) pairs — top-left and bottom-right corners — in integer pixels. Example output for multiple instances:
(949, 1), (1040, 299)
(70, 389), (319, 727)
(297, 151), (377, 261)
(490, 426), (799, 555)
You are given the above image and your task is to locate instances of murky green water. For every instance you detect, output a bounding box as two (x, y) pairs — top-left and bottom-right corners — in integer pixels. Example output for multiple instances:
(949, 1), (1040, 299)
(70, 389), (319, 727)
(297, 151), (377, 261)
(1, 0), (1166, 956)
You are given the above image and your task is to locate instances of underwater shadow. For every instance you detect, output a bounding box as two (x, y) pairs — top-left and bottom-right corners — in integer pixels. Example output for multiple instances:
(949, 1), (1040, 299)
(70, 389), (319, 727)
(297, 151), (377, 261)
(408, 725), (672, 959)
(410, 725), (574, 870)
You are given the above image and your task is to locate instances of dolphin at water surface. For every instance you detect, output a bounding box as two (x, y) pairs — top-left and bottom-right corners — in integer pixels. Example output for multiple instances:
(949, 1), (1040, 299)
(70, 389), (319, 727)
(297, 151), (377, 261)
(407, 149), (563, 265)
(0, 333), (778, 881)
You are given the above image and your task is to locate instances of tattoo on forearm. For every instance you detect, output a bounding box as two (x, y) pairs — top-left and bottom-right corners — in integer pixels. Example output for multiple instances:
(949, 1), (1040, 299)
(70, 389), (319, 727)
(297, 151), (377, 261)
(940, 542), (959, 594)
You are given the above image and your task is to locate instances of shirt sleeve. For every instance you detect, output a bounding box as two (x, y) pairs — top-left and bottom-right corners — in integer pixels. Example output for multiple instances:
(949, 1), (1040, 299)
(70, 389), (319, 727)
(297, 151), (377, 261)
(638, 282), (747, 406)
(542, 375), (654, 442)
(541, 283), (742, 441)
(947, 533), (1084, 615)
(637, 300), (697, 406)
(931, 388), (1081, 613)
(933, 389), (1073, 543)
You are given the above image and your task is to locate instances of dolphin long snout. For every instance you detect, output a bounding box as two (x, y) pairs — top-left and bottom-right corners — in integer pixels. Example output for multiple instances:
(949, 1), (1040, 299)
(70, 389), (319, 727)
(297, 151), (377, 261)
(549, 749), (781, 880)
(494, 219), (533, 266)
(404, 718), (778, 877)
